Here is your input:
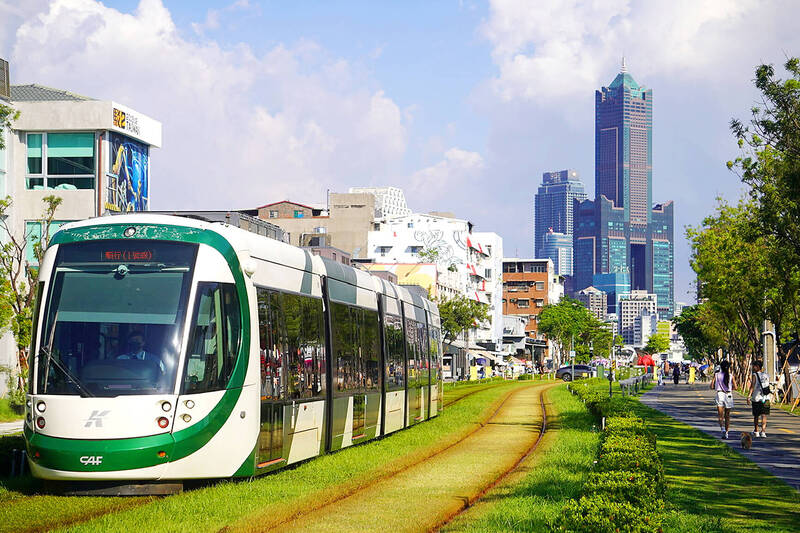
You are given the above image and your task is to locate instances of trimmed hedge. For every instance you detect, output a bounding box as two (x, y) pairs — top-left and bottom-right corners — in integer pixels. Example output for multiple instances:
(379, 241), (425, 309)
(559, 380), (666, 532)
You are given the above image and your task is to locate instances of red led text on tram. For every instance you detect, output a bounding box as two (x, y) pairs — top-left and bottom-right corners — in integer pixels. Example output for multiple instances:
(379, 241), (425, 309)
(101, 250), (153, 261)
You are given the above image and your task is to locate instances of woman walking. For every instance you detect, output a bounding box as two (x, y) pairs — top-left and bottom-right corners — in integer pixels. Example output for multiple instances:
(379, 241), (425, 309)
(748, 360), (771, 438)
(710, 360), (735, 439)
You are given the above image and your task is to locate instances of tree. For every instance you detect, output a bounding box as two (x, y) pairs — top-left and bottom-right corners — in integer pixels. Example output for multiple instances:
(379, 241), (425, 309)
(643, 333), (670, 355)
(0, 195), (63, 399)
(437, 294), (489, 350)
(0, 102), (19, 150)
(729, 58), (800, 261)
(537, 297), (594, 367)
(416, 248), (440, 263)
(672, 304), (722, 360)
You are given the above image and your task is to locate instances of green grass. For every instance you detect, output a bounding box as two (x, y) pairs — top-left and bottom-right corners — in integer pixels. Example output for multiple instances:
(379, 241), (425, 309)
(582, 379), (800, 532)
(0, 380), (531, 533)
(0, 399), (23, 423)
(444, 385), (601, 531)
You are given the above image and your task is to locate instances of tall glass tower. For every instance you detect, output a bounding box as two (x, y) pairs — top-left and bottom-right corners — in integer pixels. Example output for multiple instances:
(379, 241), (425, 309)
(534, 169), (586, 276)
(574, 61), (674, 318)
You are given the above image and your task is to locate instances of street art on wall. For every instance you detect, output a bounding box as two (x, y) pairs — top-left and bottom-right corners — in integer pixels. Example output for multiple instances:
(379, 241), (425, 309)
(412, 229), (466, 269)
(105, 132), (149, 212)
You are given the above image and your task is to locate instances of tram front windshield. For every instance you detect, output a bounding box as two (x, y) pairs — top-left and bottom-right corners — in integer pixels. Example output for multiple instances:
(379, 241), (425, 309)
(37, 240), (197, 397)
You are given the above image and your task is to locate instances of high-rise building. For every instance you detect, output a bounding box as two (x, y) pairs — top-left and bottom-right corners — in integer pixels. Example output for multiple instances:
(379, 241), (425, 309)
(576, 286), (607, 320)
(534, 169), (586, 276)
(592, 272), (631, 315)
(619, 290), (658, 345)
(348, 186), (412, 217)
(574, 61), (674, 318)
(541, 229), (573, 276)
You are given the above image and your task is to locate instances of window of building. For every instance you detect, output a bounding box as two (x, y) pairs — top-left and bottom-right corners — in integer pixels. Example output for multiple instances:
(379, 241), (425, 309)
(408, 246), (422, 254)
(517, 299), (530, 308)
(535, 281), (544, 291)
(535, 299), (544, 307)
(407, 222), (414, 228)
(26, 132), (96, 190)
(269, 210), (278, 218)
(376, 245), (392, 256)
(25, 220), (71, 265)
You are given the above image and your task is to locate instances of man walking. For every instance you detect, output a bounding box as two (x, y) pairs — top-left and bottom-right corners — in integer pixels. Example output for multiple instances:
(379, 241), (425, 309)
(747, 360), (771, 438)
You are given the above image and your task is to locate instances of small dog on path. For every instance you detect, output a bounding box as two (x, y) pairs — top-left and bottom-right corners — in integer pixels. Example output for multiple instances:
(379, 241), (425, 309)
(741, 432), (753, 450)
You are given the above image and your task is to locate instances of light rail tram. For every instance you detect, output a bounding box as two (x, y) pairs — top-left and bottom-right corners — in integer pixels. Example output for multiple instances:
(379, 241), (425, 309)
(23, 214), (443, 493)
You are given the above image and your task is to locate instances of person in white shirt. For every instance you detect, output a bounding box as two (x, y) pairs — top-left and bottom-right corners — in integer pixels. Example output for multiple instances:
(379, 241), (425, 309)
(117, 331), (165, 373)
(747, 360), (771, 438)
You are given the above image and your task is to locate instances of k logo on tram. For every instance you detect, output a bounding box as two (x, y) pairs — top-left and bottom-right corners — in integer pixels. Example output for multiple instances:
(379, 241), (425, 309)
(84, 410), (111, 428)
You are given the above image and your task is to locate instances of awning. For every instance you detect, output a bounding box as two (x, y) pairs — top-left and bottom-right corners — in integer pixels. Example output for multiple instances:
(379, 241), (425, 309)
(466, 263), (484, 279)
(468, 291), (489, 305)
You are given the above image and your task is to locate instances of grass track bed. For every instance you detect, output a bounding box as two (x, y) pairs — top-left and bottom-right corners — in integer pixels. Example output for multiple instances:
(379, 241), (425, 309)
(443, 385), (599, 532)
(0, 380), (525, 533)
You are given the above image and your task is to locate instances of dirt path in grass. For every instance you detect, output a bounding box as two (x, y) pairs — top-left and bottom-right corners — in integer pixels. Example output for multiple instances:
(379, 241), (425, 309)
(265, 384), (555, 533)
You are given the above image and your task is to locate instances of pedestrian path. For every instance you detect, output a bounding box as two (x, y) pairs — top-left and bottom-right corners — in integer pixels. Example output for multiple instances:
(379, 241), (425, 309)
(0, 420), (23, 436)
(641, 382), (800, 490)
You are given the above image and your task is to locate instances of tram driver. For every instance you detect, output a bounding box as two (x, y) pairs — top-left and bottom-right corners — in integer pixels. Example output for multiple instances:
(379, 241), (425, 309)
(117, 330), (166, 373)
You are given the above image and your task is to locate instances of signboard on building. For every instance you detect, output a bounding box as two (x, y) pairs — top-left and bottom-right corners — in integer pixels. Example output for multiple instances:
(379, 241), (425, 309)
(110, 101), (162, 147)
(105, 132), (149, 213)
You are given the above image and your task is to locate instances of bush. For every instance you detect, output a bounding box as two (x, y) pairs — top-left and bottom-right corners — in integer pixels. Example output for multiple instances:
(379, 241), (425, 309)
(585, 470), (663, 510)
(559, 494), (663, 532)
(517, 374), (533, 380)
(600, 433), (657, 454)
(605, 416), (647, 435)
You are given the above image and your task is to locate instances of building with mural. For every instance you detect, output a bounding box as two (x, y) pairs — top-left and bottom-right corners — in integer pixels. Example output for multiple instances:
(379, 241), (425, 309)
(0, 65), (161, 395)
(365, 212), (504, 349)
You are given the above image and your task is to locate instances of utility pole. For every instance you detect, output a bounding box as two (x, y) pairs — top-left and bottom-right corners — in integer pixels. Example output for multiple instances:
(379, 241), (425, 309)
(762, 319), (777, 383)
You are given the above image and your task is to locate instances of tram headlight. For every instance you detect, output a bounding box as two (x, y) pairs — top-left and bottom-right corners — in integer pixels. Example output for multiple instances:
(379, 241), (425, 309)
(161, 401), (172, 412)
(36, 417), (46, 429)
(36, 401), (46, 413)
(157, 417), (169, 429)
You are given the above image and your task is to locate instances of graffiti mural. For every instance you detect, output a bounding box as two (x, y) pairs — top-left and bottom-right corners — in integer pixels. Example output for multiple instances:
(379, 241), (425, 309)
(413, 229), (463, 269)
(105, 132), (149, 212)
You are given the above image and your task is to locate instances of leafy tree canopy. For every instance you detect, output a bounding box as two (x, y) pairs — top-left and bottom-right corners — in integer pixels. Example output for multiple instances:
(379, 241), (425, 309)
(438, 294), (489, 347)
(643, 333), (670, 355)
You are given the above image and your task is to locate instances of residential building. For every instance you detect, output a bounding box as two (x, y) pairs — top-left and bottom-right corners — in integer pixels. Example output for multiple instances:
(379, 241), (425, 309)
(633, 308), (658, 347)
(348, 186), (411, 217)
(257, 193), (375, 259)
(534, 169), (586, 276)
(576, 286), (607, 320)
(365, 213), (503, 348)
(0, 69), (161, 395)
(592, 272), (631, 315)
(618, 290), (658, 345)
(573, 60), (674, 318)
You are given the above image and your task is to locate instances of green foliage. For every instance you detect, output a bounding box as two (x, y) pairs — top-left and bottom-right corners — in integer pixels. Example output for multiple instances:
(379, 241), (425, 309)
(672, 304), (720, 360)
(584, 471), (662, 511)
(437, 294), (489, 347)
(416, 248), (440, 263)
(0, 103), (19, 151)
(538, 297), (596, 365)
(559, 494), (662, 533)
(643, 333), (669, 355)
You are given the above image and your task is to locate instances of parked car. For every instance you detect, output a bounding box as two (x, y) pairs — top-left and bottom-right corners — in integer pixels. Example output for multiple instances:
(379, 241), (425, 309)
(556, 364), (593, 382)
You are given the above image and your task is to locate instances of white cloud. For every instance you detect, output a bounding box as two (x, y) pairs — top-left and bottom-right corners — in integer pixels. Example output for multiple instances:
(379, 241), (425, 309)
(482, 0), (771, 106)
(407, 148), (485, 199)
(7, 0), (409, 209)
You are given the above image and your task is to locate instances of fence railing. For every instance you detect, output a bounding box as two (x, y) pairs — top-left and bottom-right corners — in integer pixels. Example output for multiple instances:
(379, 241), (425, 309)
(619, 373), (652, 396)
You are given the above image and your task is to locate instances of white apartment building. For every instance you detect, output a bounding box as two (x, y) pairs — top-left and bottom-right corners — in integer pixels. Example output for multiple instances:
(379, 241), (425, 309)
(366, 212), (503, 347)
(618, 290), (658, 345)
(348, 186), (411, 218)
(633, 308), (658, 347)
(0, 75), (161, 396)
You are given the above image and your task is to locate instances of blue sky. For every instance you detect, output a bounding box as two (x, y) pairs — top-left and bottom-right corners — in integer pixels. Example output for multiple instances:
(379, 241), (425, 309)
(2, 0), (799, 304)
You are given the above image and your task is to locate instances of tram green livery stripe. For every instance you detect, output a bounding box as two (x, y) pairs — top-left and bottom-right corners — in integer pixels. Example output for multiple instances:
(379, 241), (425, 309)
(31, 223), (252, 473)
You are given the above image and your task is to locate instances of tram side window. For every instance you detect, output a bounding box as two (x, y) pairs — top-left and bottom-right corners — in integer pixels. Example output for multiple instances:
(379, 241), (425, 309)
(283, 293), (326, 400)
(429, 326), (441, 383)
(183, 283), (241, 394)
(384, 314), (404, 391)
(417, 320), (430, 387)
(361, 309), (380, 391)
(258, 288), (285, 400)
(332, 302), (358, 393)
(405, 317), (420, 388)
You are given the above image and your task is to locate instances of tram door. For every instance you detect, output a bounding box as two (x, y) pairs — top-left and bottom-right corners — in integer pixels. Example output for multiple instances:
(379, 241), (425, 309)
(257, 289), (285, 469)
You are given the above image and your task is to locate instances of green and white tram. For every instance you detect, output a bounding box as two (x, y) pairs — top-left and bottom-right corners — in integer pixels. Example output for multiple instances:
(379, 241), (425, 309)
(23, 214), (443, 491)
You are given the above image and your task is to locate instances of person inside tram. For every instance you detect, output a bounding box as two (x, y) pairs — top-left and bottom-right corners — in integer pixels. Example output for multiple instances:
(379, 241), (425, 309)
(117, 330), (165, 373)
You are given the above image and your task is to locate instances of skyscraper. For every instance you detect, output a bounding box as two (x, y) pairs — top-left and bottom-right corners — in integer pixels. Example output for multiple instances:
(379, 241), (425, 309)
(574, 60), (674, 318)
(534, 169), (586, 276)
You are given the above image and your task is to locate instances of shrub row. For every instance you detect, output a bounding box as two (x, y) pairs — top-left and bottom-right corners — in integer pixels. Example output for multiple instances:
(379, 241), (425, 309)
(559, 381), (666, 532)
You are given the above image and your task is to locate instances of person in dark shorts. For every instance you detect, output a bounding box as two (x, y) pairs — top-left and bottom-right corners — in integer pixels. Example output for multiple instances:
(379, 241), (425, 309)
(747, 360), (771, 438)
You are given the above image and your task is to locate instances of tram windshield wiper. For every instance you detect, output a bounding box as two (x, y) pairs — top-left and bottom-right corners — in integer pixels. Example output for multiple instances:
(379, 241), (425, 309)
(39, 346), (95, 398)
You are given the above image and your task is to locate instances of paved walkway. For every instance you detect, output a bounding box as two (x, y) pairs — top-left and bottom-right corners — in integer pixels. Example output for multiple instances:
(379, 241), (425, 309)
(641, 381), (800, 490)
(0, 420), (23, 436)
